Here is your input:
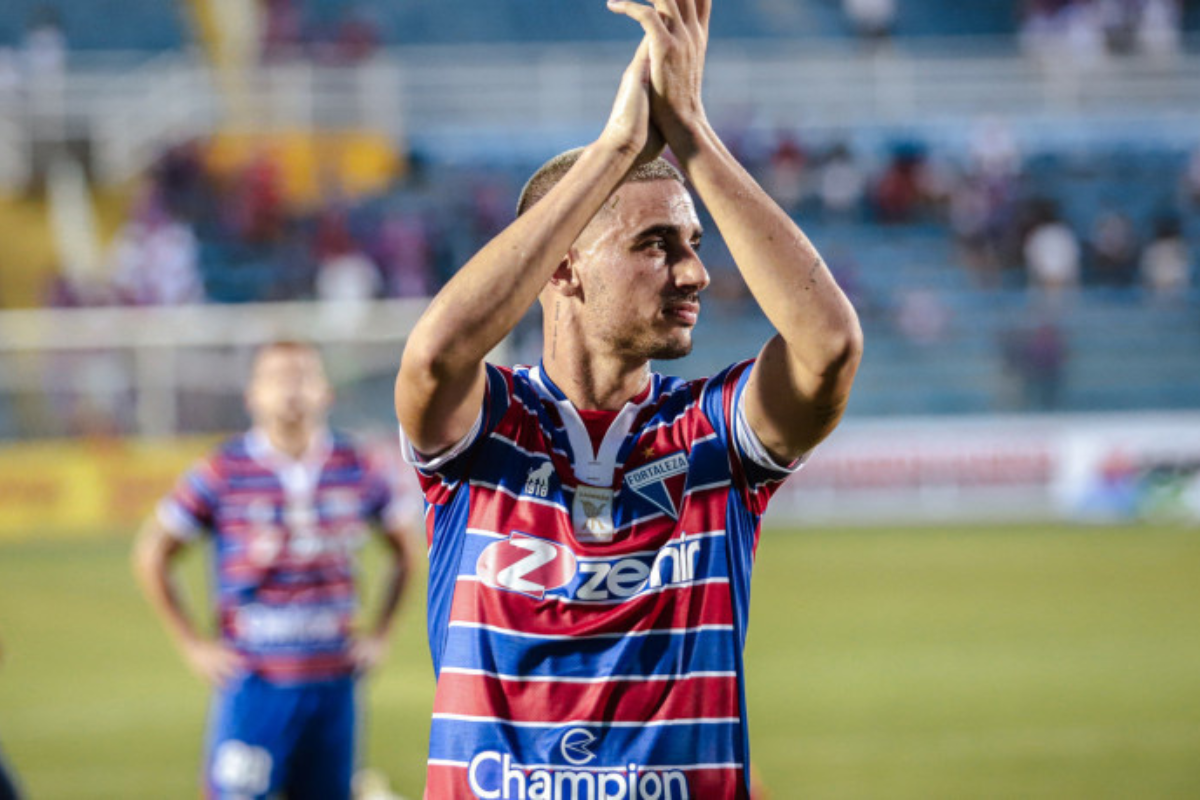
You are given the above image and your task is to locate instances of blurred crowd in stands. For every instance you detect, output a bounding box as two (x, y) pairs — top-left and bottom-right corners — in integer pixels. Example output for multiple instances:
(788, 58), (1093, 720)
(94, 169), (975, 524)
(771, 130), (1192, 296)
(260, 0), (381, 64)
(43, 120), (1198, 318)
(1020, 0), (1184, 61)
(0, 6), (66, 106)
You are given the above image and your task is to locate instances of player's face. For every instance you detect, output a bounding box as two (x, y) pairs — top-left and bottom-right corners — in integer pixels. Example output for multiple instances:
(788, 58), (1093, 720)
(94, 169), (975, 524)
(575, 180), (708, 361)
(245, 347), (332, 430)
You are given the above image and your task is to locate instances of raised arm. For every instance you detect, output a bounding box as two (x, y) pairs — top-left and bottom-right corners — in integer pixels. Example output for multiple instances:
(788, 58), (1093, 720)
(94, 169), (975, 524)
(611, 0), (863, 461)
(395, 43), (663, 456)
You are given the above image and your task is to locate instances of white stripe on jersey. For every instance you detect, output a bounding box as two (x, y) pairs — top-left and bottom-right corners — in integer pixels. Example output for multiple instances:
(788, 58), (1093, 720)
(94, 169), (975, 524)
(454, 574), (731, 605)
(488, 431), (571, 463)
(446, 621), (736, 640)
(437, 666), (738, 683)
(431, 713), (742, 729)
(427, 758), (746, 772)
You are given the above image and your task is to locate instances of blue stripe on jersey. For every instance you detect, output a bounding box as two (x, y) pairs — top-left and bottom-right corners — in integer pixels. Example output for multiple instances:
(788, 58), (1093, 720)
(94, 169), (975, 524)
(429, 716), (742, 768)
(724, 485), (759, 796)
(438, 625), (738, 679)
(699, 363), (738, 450)
(428, 487), (474, 677)
(468, 452), (564, 504)
(684, 435), (732, 489)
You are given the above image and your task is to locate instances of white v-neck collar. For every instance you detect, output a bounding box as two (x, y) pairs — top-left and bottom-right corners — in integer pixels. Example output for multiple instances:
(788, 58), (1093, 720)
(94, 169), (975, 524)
(530, 365), (654, 487)
(246, 427), (333, 497)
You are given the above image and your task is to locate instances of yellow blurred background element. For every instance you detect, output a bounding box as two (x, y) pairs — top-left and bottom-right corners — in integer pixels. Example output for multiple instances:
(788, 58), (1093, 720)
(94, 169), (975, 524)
(0, 437), (216, 539)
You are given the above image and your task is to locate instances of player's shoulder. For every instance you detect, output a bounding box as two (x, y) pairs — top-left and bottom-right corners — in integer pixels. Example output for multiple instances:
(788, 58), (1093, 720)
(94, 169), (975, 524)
(490, 362), (545, 410)
(656, 360), (754, 405)
(206, 432), (254, 465)
(697, 359), (756, 396)
(183, 432), (253, 488)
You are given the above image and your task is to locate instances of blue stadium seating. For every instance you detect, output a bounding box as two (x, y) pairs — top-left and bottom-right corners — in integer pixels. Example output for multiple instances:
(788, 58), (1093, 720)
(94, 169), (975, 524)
(0, 0), (187, 51)
(296, 0), (1020, 46)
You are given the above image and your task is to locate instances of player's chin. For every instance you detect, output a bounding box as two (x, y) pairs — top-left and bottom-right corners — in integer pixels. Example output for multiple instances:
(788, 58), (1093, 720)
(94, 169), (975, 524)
(647, 333), (694, 361)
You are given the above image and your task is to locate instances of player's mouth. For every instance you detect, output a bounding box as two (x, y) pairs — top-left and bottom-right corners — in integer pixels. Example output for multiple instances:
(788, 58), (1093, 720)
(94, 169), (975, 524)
(663, 299), (700, 326)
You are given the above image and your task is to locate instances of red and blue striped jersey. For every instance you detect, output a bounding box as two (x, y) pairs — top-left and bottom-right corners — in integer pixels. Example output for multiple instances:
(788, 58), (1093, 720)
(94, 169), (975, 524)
(404, 361), (801, 799)
(159, 429), (407, 684)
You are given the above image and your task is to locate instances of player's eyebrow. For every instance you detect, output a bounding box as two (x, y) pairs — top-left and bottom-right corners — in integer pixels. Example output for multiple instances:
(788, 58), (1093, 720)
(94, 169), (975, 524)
(633, 223), (704, 242)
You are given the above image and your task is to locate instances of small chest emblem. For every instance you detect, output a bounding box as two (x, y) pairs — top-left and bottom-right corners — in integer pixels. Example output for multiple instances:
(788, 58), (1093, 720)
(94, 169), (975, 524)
(625, 452), (689, 519)
(523, 461), (554, 498)
(572, 484), (616, 543)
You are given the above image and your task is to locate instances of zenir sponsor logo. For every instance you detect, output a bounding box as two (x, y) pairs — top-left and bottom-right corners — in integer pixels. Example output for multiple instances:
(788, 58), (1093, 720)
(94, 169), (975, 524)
(475, 532), (577, 600)
(475, 534), (701, 603)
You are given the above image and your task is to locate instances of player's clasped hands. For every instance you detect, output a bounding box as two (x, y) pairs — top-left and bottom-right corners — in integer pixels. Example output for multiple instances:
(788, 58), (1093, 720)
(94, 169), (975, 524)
(607, 0), (711, 150)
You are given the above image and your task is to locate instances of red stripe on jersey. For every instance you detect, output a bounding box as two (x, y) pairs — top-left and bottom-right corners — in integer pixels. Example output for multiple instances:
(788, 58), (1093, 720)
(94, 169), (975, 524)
(448, 577), (735, 638)
(250, 652), (354, 683)
(689, 766), (751, 799)
(417, 470), (460, 508)
(468, 487), (570, 543)
(432, 670), (740, 724)
(423, 763), (464, 800)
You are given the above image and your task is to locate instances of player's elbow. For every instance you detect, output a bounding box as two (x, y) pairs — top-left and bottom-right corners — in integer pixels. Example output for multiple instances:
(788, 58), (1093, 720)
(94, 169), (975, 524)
(397, 332), (468, 398)
(395, 337), (451, 426)
(812, 314), (864, 394)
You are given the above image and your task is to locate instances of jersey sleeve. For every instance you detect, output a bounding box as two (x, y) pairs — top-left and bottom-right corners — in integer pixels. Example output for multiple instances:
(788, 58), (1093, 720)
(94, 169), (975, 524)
(156, 456), (222, 541)
(398, 363), (514, 506)
(701, 360), (805, 517)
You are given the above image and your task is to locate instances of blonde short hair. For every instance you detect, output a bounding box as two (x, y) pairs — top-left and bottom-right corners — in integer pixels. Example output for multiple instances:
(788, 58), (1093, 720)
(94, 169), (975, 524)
(516, 148), (685, 217)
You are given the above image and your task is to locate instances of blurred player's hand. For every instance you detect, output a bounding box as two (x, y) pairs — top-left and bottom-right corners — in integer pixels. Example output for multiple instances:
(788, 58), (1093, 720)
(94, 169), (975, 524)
(181, 637), (248, 687)
(350, 632), (392, 674)
(600, 38), (665, 167)
(607, 0), (710, 151)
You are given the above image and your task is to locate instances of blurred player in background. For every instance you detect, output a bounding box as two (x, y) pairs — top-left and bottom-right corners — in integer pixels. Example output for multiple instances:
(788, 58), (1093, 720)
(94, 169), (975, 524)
(134, 341), (414, 800)
(394, 0), (861, 796)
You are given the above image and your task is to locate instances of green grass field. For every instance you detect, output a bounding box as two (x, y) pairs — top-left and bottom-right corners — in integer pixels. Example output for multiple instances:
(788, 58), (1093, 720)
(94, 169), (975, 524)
(2, 524), (1199, 799)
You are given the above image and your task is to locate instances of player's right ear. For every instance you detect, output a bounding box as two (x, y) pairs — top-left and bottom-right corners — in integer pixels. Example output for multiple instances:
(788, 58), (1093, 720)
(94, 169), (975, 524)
(547, 253), (583, 297)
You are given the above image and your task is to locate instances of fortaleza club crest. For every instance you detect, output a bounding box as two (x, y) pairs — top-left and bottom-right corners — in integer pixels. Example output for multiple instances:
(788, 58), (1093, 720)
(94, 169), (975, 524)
(624, 453), (689, 519)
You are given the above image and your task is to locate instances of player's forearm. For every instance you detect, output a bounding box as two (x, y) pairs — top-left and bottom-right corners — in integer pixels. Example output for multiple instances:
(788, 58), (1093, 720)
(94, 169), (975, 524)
(397, 140), (639, 452)
(673, 120), (863, 381)
(132, 524), (204, 648)
(370, 532), (411, 636)
(370, 564), (407, 637)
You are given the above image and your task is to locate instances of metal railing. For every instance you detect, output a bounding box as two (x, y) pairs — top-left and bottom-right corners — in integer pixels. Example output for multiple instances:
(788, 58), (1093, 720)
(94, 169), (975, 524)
(0, 299), (436, 440)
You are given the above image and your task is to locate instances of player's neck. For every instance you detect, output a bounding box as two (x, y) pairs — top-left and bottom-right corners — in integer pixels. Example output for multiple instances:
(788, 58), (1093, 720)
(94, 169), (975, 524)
(259, 422), (321, 460)
(542, 344), (650, 412)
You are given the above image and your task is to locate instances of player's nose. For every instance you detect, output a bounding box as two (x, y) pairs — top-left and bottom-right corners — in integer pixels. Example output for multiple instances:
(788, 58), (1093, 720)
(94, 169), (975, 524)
(672, 250), (710, 293)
